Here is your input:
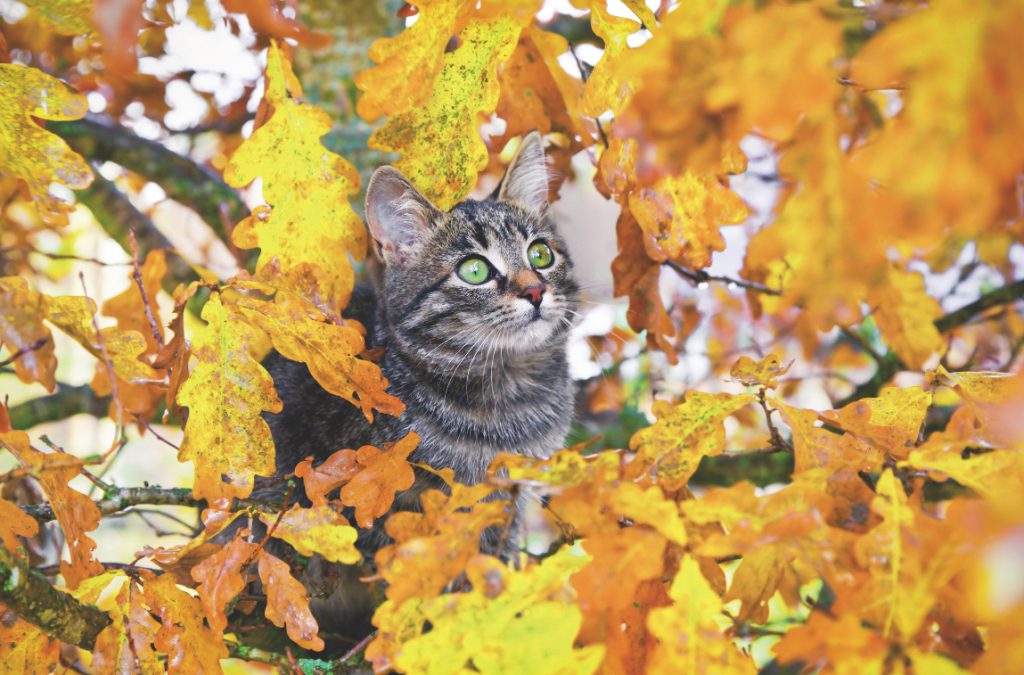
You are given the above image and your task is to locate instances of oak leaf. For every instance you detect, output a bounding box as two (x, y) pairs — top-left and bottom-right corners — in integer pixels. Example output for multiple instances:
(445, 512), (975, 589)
(257, 548), (324, 651)
(339, 433), (419, 529)
(571, 0), (641, 118)
(772, 612), (888, 674)
(102, 249), (166, 356)
(191, 528), (257, 634)
(821, 386), (932, 459)
(0, 494), (38, 557)
(45, 295), (159, 385)
(727, 353), (795, 389)
(355, 0), (474, 121)
(0, 277), (57, 392)
(1, 429), (102, 589)
(261, 503), (362, 564)
(394, 552), (605, 675)
(231, 293), (403, 423)
(369, 13), (522, 210)
(0, 606), (59, 675)
(294, 449), (360, 507)
(0, 63), (93, 225)
(175, 292), (283, 504)
(646, 555), (756, 675)
(92, 581), (163, 675)
(225, 42), (366, 311)
(628, 391), (757, 489)
(868, 267), (946, 370)
(143, 571), (228, 675)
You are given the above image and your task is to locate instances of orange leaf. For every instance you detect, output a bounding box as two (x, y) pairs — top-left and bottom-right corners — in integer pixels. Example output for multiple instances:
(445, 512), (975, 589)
(821, 386), (932, 459)
(0, 277), (57, 393)
(295, 449), (360, 508)
(727, 353), (795, 389)
(628, 392), (757, 489)
(191, 528), (258, 634)
(92, 581), (163, 675)
(101, 249), (166, 357)
(0, 493), (38, 558)
(867, 267), (946, 370)
(1, 429), (102, 589)
(143, 571), (228, 674)
(340, 432), (419, 529)
(0, 606), (59, 674)
(257, 548), (324, 651)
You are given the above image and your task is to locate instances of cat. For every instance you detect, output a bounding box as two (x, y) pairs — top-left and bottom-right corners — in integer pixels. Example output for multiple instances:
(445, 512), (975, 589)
(257, 131), (581, 638)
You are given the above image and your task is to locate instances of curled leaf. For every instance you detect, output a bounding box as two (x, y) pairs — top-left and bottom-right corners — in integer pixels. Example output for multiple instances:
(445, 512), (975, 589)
(727, 353), (794, 389)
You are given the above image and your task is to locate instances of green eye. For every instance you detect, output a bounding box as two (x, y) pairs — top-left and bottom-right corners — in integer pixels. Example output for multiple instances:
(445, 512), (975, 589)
(457, 257), (491, 284)
(528, 242), (553, 268)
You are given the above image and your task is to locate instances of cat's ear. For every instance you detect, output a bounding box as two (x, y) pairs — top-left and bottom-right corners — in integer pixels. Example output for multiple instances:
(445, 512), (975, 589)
(365, 167), (441, 270)
(497, 131), (550, 217)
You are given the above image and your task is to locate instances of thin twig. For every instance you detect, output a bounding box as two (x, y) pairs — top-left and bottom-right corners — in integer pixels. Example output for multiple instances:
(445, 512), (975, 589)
(665, 260), (783, 296)
(242, 480), (295, 571)
(494, 485), (521, 561)
(31, 561), (163, 576)
(78, 272), (123, 443)
(838, 325), (883, 364)
(128, 229), (165, 351)
(129, 412), (179, 450)
(757, 388), (793, 454)
(0, 337), (49, 369)
(338, 630), (378, 665)
(722, 445), (780, 457)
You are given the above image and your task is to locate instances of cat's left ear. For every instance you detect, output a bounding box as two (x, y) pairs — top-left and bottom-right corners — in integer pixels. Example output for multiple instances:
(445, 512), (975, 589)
(365, 167), (442, 271)
(496, 131), (550, 217)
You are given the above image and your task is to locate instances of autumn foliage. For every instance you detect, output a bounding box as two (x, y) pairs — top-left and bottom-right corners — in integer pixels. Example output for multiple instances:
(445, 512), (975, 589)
(1, 1), (1024, 674)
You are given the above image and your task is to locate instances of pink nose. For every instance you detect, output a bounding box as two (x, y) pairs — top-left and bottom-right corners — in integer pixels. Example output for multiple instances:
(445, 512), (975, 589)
(520, 285), (544, 308)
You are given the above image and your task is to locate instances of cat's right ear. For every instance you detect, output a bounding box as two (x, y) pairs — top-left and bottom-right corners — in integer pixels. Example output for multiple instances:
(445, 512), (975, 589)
(365, 167), (441, 271)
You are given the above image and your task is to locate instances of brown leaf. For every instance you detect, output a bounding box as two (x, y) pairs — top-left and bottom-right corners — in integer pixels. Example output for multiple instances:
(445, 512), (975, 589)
(92, 581), (162, 675)
(143, 571), (228, 674)
(257, 548), (324, 651)
(1, 429), (102, 589)
(340, 432), (419, 529)
(191, 529), (257, 634)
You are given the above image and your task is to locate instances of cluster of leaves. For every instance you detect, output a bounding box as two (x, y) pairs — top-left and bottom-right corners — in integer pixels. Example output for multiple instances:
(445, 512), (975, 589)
(2, 0), (1024, 675)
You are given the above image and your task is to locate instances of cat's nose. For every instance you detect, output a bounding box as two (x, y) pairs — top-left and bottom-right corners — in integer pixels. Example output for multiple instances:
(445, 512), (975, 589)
(520, 285), (544, 308)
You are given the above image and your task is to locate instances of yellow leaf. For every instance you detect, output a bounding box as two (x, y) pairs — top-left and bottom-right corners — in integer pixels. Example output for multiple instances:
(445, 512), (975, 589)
(91, 581), (163, 675)
(355, 0), (474, 121)
(629, 392), (757, 489)
(143, 571), (228, 674)
(175, 292), (283, 504)
(231, 294), (403, 423)
(646, 555), (756, 675)
(0, 606), (59, 675)
(628, 171), (749, 270)
(369, 13), (522, 210)
(821, 386), (932, 459)
(851, 0), (1024, 238)
(27, 0), (94, 34)
(394, 552), (604, 675)
(225, 42), (366, 311)
(572, 0), (640, 118)
(0, 277), (57, 393)
(0, 64), (93, 225)
(867, 267), (946, 370)
(727, 353), (794, 389)
(261, 503), (362, 564)
(610, 482), (687, 545)
(932, 366), (1024, 433)
(45, 295), (159, 385)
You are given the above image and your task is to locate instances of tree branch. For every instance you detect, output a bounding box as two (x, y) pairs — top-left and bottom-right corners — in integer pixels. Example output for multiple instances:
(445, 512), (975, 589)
(934, 278), (1024, 333)
(0, 545), (111, 650)
(665, 260), (783, 296)
(48, 116), (249, 245)
(21, 486), (284, 525)
(7, 384), (111, 430)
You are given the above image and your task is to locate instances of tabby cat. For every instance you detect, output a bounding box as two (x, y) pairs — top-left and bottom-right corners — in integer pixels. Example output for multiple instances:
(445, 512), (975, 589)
(260, 132), (581, 637)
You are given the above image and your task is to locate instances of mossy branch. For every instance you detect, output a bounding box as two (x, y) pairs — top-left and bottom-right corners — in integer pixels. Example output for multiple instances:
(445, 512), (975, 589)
(7, 383), (111, 430)
(0, 545), (111, 650)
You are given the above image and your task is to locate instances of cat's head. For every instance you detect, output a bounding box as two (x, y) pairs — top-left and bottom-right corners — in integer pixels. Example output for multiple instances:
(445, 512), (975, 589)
(365, 132), (580, 367)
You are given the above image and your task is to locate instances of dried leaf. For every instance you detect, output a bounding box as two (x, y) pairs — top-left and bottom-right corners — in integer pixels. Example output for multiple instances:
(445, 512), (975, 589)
(225, 42), (366, 311)
(0, 277), (56, 392)
(0, 493), (38, 557)
(232, 293), (403, 423)
(646, 555), (756, 675)
(1, 429), (102, 589)
(355, 0), (474, 121)
(369, 14), (522, 210)
(45, 295), (159, 384)
(0, 64), (92, 224)
(294, 448), (360, 508)
(143, 571), (228, 675)
(339, 432), (419, 529)
(261, 504), (362, 564)
(628, 392), (757, 489)
(92, 581), (163, 675)
(175, 292), (283, 504)
(191, 528), (257, 634)
(257, 548), (324, 651)
(727, 353), (795, 389)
